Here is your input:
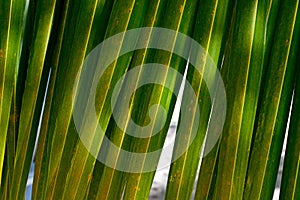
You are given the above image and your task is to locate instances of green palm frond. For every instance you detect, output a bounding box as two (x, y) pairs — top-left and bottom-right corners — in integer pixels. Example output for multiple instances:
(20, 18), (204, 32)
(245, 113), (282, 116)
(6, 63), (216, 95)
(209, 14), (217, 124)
(244, 0), (299, 199)
(0, 0), (299, 199)
(280, 56), (300, 200)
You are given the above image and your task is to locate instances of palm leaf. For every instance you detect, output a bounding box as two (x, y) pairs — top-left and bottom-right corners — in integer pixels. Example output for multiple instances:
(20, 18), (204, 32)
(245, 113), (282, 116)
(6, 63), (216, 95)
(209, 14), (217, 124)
(0, 0), (27, 186)
(9, 0), (59, 198)
(52, 0), (115, 199)
(210, 0), (267, 199)
(0, 1), (12, 191)
(121, 0), (200, 198)
(244, 0), (300, 199)
(6, 0), (37, 192)
(165, 0), (231, 199)
(33, 0), (100, 198)
(31, 0), (69, 198)
(1, 0), (299, 199)
(42, 2), (148, 198)
(280, 55), (300, 200)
